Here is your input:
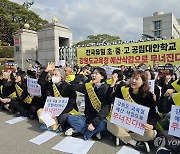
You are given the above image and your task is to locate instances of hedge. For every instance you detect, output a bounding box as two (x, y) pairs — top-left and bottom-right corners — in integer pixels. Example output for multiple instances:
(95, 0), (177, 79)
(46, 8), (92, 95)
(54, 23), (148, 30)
(0, 46), (14, 58)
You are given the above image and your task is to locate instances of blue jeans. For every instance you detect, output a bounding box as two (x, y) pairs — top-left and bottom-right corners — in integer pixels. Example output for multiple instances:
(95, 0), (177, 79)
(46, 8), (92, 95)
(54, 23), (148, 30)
(67, 115), (107, 140)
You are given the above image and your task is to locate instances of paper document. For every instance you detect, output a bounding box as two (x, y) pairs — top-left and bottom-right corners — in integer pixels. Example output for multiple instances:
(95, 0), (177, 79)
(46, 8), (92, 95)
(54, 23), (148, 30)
(40, 113), (56, 128)
(116, 146), (140, 154)
(52, 136), (95, 154)
(5, 117), (27, 124)
(29, 131), (57, 145)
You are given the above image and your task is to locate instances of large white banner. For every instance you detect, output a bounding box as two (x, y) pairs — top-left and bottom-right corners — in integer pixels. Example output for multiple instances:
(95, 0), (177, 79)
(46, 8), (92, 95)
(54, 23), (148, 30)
(110, 98), (149, 135)
(168, 105), (180, 138)
(43, 97), (69, 116)
(27, 78), (41, 96)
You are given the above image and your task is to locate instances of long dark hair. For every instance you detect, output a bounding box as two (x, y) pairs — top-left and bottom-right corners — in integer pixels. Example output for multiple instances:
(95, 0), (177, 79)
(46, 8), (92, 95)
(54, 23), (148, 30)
(130, 70), (150, 97)
(16, 71), (27, 84)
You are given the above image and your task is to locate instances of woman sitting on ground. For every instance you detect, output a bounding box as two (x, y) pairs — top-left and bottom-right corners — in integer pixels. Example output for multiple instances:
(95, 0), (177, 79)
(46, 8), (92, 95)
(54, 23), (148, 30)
(1, 71), (32, 116)
(37, 62), (78, 132)
(67, 67), (110, 140)
(107, 70), (157, 153)
(0, 69), (16, 112)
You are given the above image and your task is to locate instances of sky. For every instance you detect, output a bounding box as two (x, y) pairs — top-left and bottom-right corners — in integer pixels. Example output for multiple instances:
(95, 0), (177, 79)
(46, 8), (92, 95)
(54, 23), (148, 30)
(11, 0), (180, 43)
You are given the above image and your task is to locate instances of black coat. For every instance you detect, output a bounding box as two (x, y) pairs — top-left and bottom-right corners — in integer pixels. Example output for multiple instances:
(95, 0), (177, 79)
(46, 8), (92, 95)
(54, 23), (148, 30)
(38, 71), (78, 114)
(0, 79), (16, 98)
(71, 81), (110, 128)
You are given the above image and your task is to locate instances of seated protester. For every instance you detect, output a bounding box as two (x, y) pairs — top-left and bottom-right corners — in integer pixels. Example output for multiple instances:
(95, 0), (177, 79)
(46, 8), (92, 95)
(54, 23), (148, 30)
(0, 70), (16, 112)
(66, 67), (110, 140)
(107, 69), (126, 104)
(155, 79), (180, 153)
(145, 69), (160, 104)
(1, 71), (32, 116)
(64, 66), (75, 83)
(27, 64), (36, 78)
(73, 65), (82, 76)
(71, 64), (92, 86)
(157, 79), (180, 114)
(158, 75), (173, 96)
(37, 62), (78, 132)
(152, 61), (159, 72)
(28, 68), (47, 120)
(107, 70), (157, 153)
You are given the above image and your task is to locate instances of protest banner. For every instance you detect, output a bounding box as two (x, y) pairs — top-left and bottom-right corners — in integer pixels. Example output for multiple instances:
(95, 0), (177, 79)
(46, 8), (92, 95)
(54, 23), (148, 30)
(43, 97), (69, 116)
(27, 78), (41, 96)
(77, 39), (180, 66)
(157, 65), (174, 77)
(4, 62), (18, 72)
(168, 105), (180, 138)
(110, 98), (149, 135)
(102, 66), (120, 78)
(148, 80), (155, 94)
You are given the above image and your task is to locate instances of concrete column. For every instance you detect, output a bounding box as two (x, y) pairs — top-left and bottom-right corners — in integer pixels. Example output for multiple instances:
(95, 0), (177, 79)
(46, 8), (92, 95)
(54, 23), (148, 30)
(37, 22), (73, 65)
(13, 29), (38, 70)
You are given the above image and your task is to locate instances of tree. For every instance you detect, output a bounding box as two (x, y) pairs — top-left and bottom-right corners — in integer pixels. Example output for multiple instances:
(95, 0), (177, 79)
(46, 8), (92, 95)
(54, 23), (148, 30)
(0, 0), (48, 45)
(76, 34), (121, 46)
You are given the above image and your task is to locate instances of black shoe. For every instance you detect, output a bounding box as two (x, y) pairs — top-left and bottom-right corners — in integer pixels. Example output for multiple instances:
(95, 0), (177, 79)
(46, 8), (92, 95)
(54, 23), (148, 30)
(136, 141), (150, 153)
(28, 114), (36, 120)
(156, 147), (172, 154)
(8, 106), (16, 114)
(16, 112), (21, 117)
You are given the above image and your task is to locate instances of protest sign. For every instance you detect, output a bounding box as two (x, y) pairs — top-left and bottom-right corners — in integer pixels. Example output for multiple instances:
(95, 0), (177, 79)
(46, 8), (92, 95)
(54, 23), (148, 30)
(154, 72), (158, 80)
(57, 60), (66, 67)
(27, 78), (41, 96)
(43, 97), (69, 116)
(110, 98), (149, 135)
(157, 65), (174, 77)
(168, 105), (180, 138)
(76, 91), (85, 106)
(77, 39), (180, 66)
(102, 66), (120, 78)
(4, 62), (18, 72)
(148, 80), (155, 94)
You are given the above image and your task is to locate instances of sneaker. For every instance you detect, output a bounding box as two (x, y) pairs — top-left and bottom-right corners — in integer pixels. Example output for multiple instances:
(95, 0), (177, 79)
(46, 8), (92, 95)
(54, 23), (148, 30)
(156, 147), (172, 154)
(96, 133), (101, 140)
(136, 141), (150, 153)
(65, 128), (76, 136)
(40, 124), (48, 130)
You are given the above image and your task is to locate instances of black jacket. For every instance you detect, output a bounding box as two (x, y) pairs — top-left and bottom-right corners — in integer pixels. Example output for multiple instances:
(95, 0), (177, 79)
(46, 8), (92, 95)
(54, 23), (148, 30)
(38, 71), (78, 114)
(72, 81), (110, 128)
(0, 79), (16, 98)
(11, 81), (29, 102)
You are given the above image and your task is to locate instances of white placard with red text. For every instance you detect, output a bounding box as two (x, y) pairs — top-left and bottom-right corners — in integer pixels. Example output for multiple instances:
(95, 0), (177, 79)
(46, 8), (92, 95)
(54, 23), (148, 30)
(168, 105), (180, 138)
(110, 98), (149, 136)
(27, 78), (41, 96)
(42, 97), (69, 116)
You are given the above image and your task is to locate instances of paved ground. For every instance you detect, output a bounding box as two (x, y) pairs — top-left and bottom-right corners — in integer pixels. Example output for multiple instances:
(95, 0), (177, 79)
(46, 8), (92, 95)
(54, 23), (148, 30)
(0, 110), (156, 154)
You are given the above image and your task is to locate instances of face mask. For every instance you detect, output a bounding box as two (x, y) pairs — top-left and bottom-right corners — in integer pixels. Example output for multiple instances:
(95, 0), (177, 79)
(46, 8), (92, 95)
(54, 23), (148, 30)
(52, 76), (60, 84)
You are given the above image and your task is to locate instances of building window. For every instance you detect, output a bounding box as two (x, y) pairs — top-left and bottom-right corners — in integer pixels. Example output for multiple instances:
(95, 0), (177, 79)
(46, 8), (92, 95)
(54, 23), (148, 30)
(154, 20), (162, 37)
(154, 30), (162, 37)
(154, 20), (161, 30)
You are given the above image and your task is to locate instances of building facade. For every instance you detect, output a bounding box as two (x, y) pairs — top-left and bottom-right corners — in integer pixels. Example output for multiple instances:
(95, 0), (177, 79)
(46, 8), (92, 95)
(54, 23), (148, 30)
(143, 12), (180, 39)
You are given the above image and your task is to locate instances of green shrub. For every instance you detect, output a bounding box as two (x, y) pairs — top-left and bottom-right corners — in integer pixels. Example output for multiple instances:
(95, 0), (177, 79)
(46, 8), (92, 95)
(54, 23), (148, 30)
(0, 46), (14, 58)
